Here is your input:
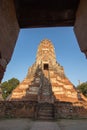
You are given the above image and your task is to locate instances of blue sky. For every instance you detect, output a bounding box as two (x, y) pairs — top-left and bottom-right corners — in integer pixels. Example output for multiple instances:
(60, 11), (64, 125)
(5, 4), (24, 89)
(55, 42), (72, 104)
(2, 27), (87, 86)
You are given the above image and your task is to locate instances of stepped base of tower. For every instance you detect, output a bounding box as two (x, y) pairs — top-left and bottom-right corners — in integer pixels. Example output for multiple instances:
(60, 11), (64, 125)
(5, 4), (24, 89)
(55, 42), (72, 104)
(8, 74), (87, 103)
(8, 64), (87, 103)
(8, 75), (87, 105)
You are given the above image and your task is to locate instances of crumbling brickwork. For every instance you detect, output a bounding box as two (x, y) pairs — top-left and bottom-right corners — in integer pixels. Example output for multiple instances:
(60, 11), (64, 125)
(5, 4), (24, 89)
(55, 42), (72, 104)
(0, 101), (87, 119)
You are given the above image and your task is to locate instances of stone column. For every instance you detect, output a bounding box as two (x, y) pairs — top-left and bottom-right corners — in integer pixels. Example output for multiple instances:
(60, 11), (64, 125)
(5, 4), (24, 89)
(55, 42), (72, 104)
(74, 0), (87, 57)
(0, 0), (20, 82)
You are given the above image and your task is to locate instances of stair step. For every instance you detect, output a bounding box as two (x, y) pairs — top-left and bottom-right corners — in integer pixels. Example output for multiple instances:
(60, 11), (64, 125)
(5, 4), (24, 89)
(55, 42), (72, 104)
(39, 107), (53, 109)
(38, 113), (53, 117)
(39, 109), (53, 114)
(38, 116), (54, 120)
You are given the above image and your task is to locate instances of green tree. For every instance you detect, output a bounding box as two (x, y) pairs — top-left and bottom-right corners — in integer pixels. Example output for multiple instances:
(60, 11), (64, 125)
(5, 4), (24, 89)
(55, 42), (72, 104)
(1, 78), (20, 99)
(77, 82), (87, 97)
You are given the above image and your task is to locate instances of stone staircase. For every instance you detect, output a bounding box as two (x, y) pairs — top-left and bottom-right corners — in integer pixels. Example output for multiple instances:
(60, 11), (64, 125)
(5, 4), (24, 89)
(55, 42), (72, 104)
(38, 70), (54, 103)
(38, 103), (54, 120)
(26, 94), (38, 101)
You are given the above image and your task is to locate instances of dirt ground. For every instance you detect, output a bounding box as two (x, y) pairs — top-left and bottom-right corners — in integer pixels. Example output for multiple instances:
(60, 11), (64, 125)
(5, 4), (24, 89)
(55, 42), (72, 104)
(0, 118), (87, 130)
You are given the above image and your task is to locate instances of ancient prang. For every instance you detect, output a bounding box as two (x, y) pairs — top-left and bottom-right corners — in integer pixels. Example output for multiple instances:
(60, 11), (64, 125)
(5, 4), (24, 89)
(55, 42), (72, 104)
(8, 39), (87, 103)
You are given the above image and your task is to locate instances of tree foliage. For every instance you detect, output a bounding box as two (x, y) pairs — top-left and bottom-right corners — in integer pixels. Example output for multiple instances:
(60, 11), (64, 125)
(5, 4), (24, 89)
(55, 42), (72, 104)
(77, 82), (87, 97)
(1, 78), (20, 99)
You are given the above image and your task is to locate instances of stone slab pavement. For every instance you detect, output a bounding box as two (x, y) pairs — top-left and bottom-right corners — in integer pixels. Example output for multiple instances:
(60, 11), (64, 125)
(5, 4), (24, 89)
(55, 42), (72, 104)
(0, 119), (87, 130)
(30, 121), (60, 130)
(58, 119), (87, 130)
(0, 118), (33, 130)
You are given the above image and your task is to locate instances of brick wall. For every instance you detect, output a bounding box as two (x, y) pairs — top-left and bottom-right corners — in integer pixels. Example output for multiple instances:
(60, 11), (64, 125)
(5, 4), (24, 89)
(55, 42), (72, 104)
(54, 101), (87, 119)
(0, 101), (37, 118)
(0, 101), (87, 119)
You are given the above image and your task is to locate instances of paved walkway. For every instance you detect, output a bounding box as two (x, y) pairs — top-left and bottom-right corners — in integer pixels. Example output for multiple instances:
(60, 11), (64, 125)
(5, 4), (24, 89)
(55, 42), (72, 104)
(58, 119), (87, 130)
(30, 121), (60, 130)
(0, 119), (87, 130)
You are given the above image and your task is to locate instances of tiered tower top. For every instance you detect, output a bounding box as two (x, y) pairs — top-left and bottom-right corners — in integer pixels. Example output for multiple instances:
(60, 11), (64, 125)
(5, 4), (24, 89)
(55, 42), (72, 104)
(36, 39), (56, 65)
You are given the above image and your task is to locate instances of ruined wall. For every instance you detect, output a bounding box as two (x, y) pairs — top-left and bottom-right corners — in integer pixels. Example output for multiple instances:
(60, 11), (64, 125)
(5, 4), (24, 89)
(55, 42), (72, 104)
(0, 101), (87, 119)
(55, 101), (87, 119)
(0, 0), (19, 81)
(0, 101), (37, 118)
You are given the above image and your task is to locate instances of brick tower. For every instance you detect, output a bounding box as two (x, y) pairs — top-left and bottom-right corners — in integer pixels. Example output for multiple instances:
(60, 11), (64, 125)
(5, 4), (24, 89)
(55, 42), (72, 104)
(8, 39), (87, 103)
